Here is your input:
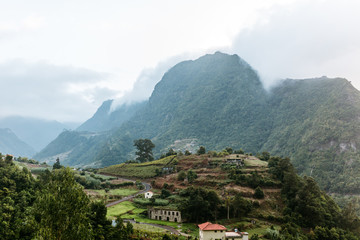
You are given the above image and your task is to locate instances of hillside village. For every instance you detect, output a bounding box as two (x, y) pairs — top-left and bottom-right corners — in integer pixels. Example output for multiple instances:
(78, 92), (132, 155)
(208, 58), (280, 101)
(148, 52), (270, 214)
(3, 142), (360, 239)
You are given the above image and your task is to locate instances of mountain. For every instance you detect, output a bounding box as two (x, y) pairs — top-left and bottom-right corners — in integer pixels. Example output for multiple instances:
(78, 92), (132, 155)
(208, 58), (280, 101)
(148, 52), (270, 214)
(0, 116), (79, 152)
(77, 100), (146, 132)
(0, 128), (36, 157)
(32, 130), (112, 167)
(34, 100), (144, 167)
(111, 52), (270, 153)
(35, 52), (360, 194)
(262, 77), (360, 193)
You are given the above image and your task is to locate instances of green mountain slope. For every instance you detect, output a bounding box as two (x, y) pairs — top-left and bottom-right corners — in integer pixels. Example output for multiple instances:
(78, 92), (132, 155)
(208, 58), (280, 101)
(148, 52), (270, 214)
(35, 52), (360, 194)
(0, 128), (36, 156)
(112, 52), (271, 152)
(263, 78), (360, 193)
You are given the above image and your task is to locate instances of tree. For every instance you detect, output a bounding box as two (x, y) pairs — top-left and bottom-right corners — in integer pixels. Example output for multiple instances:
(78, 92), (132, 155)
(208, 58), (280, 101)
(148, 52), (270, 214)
(259, 151), (270, 161)
(108, 217), (133, 240)
(197, 146), (206, 155)
(88, 201), (112, 240)
(33, 167), (93, 240)
(133, 139), (155, 162)
(52, 157), (62, 169)
(225, 147), (233, 154)
(0, 156), (37, 240)
(184, 150), (191, 156)
(232, 193), (252, 218)
(165, 148), (177, 156)
(160, 189), (171, 199)
(180, 187), (220, 222)
(253, 186), (265, 199)
(187, 170), (198, 183)
(177, 171), (186, 181)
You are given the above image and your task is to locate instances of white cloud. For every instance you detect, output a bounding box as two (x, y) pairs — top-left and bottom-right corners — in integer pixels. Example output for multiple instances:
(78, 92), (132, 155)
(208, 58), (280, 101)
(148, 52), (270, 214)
(0, 60), (118, 122)
(230, 0), (360, 89)
(110, 53), (199, 111)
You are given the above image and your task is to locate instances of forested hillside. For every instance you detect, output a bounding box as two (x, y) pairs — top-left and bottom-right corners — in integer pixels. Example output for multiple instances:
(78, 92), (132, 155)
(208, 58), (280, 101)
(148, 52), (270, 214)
(263, 78), (360, 193)
(35, 52), (360, 194)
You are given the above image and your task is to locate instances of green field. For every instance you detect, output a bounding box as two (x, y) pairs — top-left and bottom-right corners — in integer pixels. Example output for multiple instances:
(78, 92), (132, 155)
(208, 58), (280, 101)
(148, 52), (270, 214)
(244, 158), (268, 167)
(94, 188), (138, 197)
(100, 156), (176, 178)
(107, 201), (145, 218)
(107, 201), (179, 228)
(132, 223), (168, 233)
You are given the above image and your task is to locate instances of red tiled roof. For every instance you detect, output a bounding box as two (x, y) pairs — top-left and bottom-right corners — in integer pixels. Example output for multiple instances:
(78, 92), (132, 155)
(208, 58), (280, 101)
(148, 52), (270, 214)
(198, 222), (227, 231)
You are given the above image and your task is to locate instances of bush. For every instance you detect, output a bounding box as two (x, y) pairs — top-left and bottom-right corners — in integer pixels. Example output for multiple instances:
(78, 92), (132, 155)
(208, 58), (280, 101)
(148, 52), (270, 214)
(250, 234), (259, 240)
(197, 146), (206, 155)
(133, 198), (169, 206)
(187, 170), (198, 183)
(160, 189), (171, 199)
(253, 187), (265, 199)
(177, 171), (186, 181)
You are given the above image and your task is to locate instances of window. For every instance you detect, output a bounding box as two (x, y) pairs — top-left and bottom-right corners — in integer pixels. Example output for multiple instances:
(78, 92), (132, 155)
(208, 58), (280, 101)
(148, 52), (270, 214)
(176, 212), (179, 216)
(214, 230), (217, 233)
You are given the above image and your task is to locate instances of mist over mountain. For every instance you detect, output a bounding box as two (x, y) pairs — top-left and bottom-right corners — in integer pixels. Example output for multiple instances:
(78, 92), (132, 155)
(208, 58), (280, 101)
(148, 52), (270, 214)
(0, 116), (79, 152)
(77, 100), (146, 132)
(35, 52), (360, 194)
(0, 128), (35, 157)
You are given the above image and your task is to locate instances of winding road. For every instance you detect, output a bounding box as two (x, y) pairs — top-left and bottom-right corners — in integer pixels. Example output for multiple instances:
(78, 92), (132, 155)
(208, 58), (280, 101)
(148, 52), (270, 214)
(105, 179), (151, 207)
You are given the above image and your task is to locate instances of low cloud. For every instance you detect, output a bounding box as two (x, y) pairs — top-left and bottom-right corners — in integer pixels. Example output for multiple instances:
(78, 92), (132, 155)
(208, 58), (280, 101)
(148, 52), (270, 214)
(0, 60), (118, 122)
(230, 0), (360, 90)
(110, 53), (199, 111)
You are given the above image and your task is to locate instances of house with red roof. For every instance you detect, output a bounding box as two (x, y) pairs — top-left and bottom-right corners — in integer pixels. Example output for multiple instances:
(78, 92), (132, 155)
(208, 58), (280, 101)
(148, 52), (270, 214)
(198, 222), (248, 240)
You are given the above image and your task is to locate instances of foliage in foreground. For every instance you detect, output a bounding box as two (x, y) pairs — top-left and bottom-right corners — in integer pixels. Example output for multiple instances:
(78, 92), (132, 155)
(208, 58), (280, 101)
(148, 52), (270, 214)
(0, 155), (135, 240)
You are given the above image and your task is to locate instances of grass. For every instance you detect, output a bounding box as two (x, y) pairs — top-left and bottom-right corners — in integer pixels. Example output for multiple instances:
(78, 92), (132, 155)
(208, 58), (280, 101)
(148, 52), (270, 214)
(132, 223), (168, 233)
(93, 173), (117, 181)
(100, 156), (176, 178)
(107, 201), (180, 228)
(180, 223), (199, 238)
(131, 216), (180, 228)
(246, 227), (268, 237)
(244, 158), (268, 167)
(94, 188), (138, 197)
(107, 201), (145, 219)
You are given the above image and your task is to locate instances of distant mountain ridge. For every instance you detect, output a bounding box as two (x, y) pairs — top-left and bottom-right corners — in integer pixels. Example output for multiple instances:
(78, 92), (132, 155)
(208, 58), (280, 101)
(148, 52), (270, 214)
(35, 52), (360, 194)
(0, 116), (79, 152)
(0, 128), (35, 157)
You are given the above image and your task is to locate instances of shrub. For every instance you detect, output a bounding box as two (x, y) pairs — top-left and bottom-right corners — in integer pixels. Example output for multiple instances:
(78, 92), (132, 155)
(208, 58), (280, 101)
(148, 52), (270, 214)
(254, 187), (265, 199)
(177, 171), (186, 181)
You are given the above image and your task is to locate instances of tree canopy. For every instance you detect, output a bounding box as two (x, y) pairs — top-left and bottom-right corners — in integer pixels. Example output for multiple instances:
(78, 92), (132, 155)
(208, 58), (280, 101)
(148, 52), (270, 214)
(133, 139), (155, 162)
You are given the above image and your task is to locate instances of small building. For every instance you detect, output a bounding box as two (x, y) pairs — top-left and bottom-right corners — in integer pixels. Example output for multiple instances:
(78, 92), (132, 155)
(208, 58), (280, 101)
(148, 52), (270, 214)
(148, 208), (182, 222)
(198, 222), (248, 240)
(226, 154), (245, 167)
(198, 222), (227, 240)
(144, 191), (153, 199)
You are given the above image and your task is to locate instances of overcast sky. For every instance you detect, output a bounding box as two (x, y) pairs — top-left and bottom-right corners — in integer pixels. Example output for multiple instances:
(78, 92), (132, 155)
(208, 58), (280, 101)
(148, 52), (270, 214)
(1, 0), (359, 122)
